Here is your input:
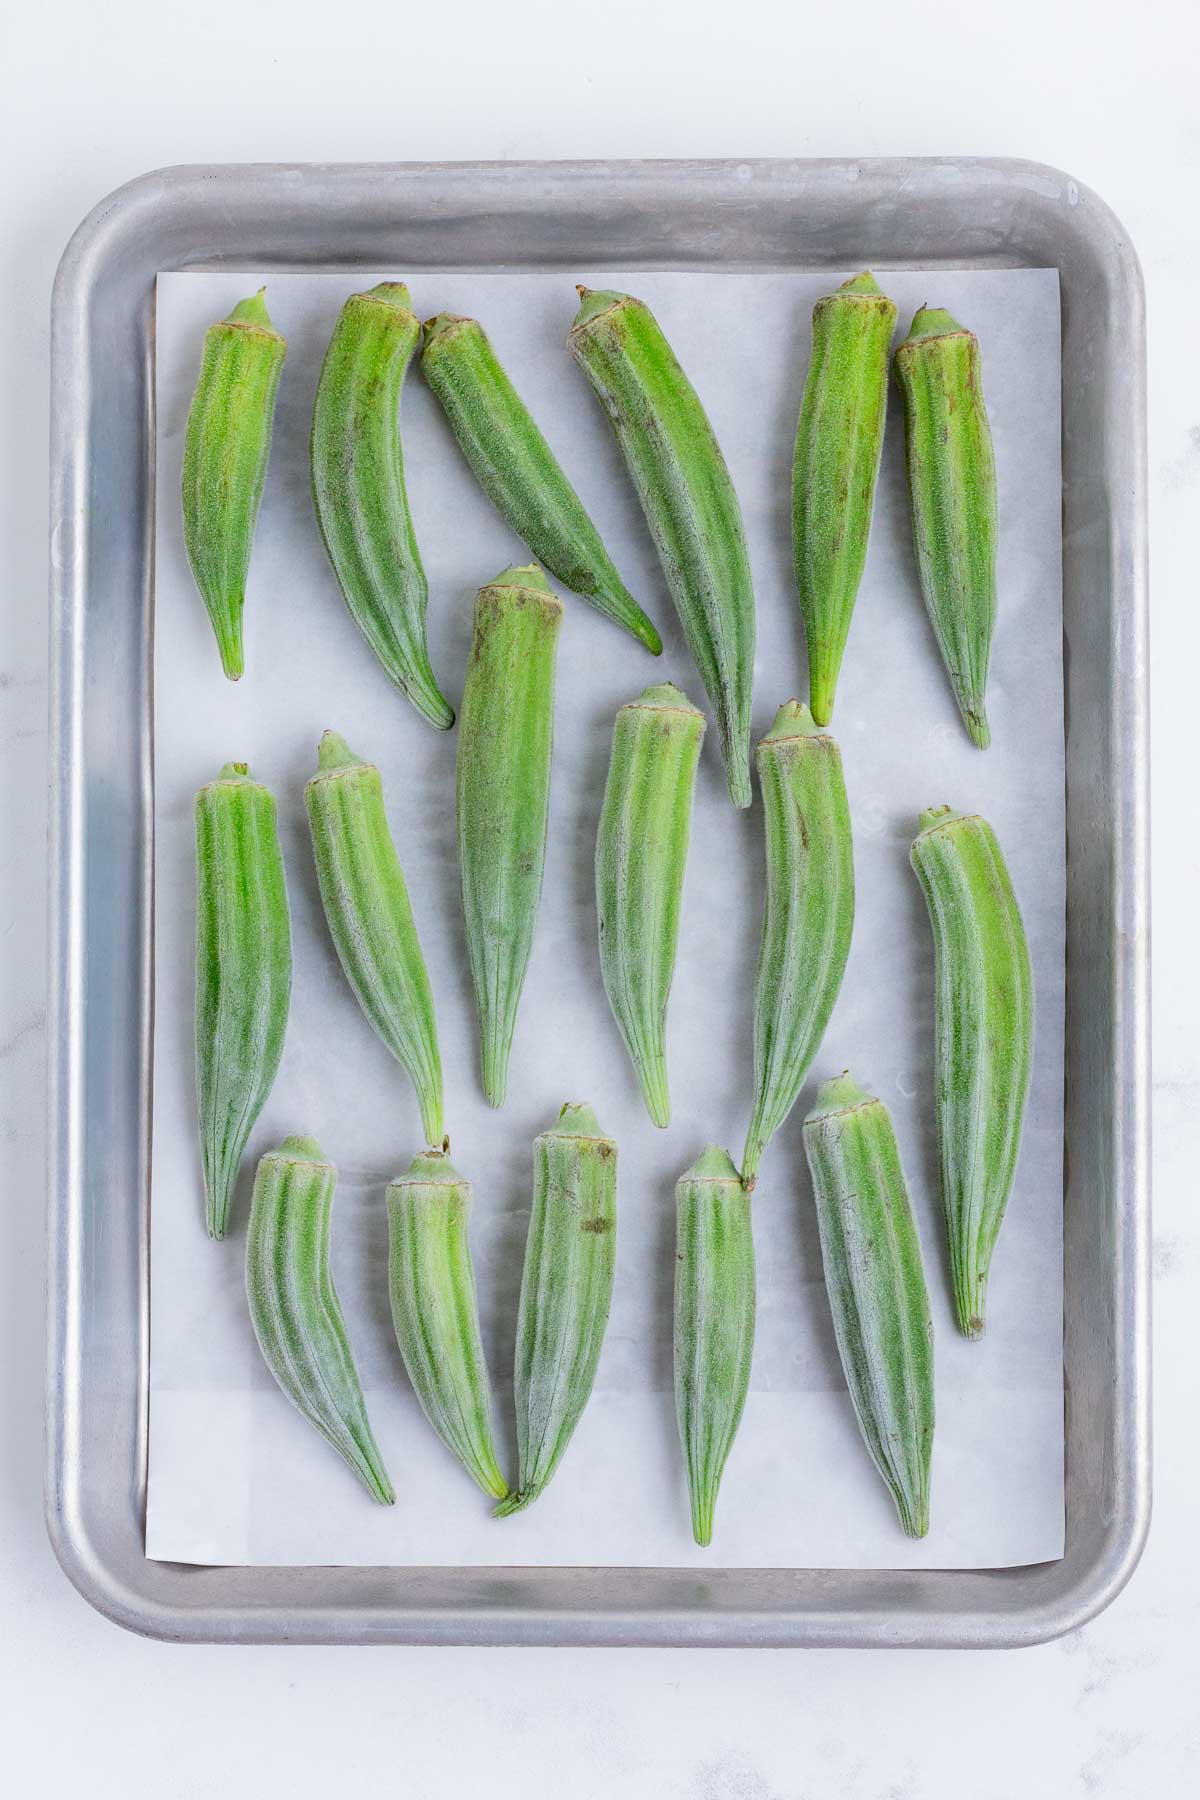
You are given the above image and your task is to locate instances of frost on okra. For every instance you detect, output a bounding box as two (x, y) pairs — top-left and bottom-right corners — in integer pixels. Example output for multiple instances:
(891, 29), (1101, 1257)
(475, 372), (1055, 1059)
(595, 682), (705, 1127)
(568, 286), (757, 808)
(421, 312), (661, 653)
(304, 731), (444, 1147)
(496, 1103), (617, 1517)
(457, 564), (563, 1108)
(181, 289), (286, 680)
(194, 761), (292, 1240)
(247, 1136), (394, 1504)
(910, 805), (1033, 1338)
(803, 1073), (934, 1538)
(311, 283), (454, 729)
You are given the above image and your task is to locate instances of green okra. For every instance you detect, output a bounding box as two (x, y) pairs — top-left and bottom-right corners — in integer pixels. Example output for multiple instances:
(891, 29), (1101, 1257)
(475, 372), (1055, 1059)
(194, 762), (292, 1239)
(181, 289), (286, 680)
(420, 313), (662, 654)
(894, 305), (999, 748)
(456, 564), (563, 1108)
(910, 805), (1033, 1339)
(246, 1136), (394, 1504)
(802, 1073), (934, 1539)
(496, 1102), (617, 1517)
(568, 287), (756, 809)
(386, 1149), (508, 1501)
(595, 682), (705, 1127)
(674, 1146), (755, 1547)
(792, 272), (897, 723)
(741, 703), (854, 1190)
(310, 283), (453, 729)
(304, 731), (443, 1146)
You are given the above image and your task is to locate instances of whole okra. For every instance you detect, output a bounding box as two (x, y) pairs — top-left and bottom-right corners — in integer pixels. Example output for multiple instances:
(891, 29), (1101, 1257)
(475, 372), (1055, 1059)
(595, 682), (705, 1126)
(568, 287), (757, 808)
(387, 1149), (508, 1501)
(181, 289), (286, 679)
(741, 703), (854, 1190)
(792, 272), (897, 723)
(496, 1102), (617, 1517)
(803, 1073), (934, 1538)
(310, 283), (454, 729)
(894, 305), (999, 748)
(194, 761), (292, 1239)
(421, 313), (661, 653)
(457, 564), (563, 1108)
(304, 731), (444, 1147)
(910, 805), (1033, 1338)
(674, 1146), (755, 1547)
(246, 1136), (394, 1504)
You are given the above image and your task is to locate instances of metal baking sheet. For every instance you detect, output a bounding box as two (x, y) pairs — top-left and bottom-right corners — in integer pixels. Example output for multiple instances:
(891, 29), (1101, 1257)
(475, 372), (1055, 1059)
(46, 159), (1149, 1646)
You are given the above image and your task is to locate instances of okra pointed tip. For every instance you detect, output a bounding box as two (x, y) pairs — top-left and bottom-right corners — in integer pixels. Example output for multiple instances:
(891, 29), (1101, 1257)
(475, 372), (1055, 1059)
(217, 631), (245, 681)
(965, 709), (991, 749)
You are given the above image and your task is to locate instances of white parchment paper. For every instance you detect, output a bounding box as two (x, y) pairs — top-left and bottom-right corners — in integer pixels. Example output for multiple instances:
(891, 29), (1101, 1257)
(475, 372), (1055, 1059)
(147, 266), (1064, 1569)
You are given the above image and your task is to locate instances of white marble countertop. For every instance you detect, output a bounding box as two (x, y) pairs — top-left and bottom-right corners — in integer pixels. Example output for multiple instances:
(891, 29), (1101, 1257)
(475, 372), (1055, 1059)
(3, 3), (1194, 1794)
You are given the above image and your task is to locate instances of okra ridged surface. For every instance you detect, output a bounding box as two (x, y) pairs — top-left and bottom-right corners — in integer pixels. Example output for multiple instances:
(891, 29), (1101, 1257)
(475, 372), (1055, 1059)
(894, 305), (999, 749)
(194, 762), (292, 1240)
(595, 682), (705, 1127)
(803, 1074), (934, 1539)
(741, 703), (854, 1190)
(496, 1102), (617, 1517)
(421, 312), (661, 653)
(568, 287), (756, 808)
(674, 1146), (756, 1547)
(311, 283), (453, 729)
(181, 289), (286, 680)
(304, 731), (444, 1146)
(456, 564), (563, 1108)
(910, 806), (1033, 1338)
(246, 1136), (394, 1505)
(387, 1149), (508, 1500)
(792, 272), (896, 723)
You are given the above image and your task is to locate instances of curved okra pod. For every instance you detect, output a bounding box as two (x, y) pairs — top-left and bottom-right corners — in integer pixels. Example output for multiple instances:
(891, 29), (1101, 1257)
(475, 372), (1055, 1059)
(421, 313), (662, 654)
(194, 762), (292, 1239)
(246, 1136), (394, 1504)
(674, 1146), (755, 1547)
(741, 703), (854, 1190)
(304, 731), (443, 1146)
(568, 287), (756, 808)
(386, 1149), (508, 1500)
(595, 682), (705, 1126)
(457, 564), (563, 1107)
(894, 305), (999, 748)
(310, 283), (454, 729)
(910, 806), (1033, 1338)
(802, 1074), (934, 1538)
(496, 1103), (617, 1517)
(181, 289), (286, 679)
(792, 272), (897, 723)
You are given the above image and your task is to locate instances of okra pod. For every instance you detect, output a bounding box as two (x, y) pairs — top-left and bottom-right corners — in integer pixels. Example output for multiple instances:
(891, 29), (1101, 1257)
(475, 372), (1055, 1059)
(595, 682), (705, 1126)
(741, 703), (854, 1190)
(456, 564), (563, 1107)
(194, 761), (292, 1239)
(568, 287), (756, 808)
(386, 1149), (508, 1500)
(674, 1146), (755, 1547)
(496, 1102), (617, 1517)
(803, 1073), (934, 1538)
(246, 1136), (394, 1504)
(792, 272), (896, 722)
(894, 305), (999, 748)
(181, 289), (286, 679)
(421, 313), (662, 654)
(304, 731), (443, 1146)
(310, 283), (454, 729)
(910, 806), (1033, 1338)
